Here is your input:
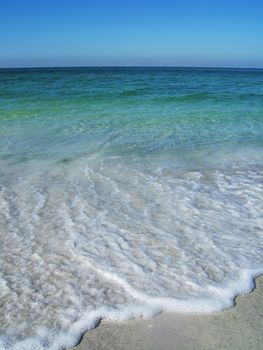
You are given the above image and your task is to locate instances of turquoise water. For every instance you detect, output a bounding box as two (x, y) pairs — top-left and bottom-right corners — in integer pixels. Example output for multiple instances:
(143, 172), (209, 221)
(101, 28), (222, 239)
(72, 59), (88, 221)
(1, 68), (263, 160)
(0, 68), (263, 349)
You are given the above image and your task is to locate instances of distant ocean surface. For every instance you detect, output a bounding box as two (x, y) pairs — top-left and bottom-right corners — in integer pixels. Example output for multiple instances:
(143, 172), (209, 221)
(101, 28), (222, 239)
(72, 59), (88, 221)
(0, 67), (263, 350)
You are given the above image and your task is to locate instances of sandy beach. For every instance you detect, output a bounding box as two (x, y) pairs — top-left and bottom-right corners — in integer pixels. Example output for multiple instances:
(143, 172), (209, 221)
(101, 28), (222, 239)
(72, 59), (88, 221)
(71, 276), (263, 350)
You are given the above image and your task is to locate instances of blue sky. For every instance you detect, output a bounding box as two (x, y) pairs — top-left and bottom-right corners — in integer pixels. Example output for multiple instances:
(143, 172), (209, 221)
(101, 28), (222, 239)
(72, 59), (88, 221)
(0, 0), (262, 68)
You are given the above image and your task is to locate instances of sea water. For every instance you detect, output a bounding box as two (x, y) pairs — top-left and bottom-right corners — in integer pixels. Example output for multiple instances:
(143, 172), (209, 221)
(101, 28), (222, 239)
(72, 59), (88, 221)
(0, 67), (263, 349)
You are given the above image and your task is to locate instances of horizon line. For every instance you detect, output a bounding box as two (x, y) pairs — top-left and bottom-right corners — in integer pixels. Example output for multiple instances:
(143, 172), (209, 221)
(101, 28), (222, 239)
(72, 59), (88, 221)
(0, 65), (263, 70)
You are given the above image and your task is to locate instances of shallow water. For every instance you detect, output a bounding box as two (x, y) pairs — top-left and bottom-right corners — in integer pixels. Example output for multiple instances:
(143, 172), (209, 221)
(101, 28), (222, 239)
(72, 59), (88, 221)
(0, 67), (263, 349)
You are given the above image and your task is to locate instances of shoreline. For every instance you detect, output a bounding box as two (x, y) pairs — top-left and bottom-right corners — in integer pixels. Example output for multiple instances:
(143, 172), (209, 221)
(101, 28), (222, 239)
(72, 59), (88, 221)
(70, 275), (263, 350)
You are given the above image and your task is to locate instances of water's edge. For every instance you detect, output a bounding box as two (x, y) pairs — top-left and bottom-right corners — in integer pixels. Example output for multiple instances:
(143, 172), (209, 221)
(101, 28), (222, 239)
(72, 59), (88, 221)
(66, 272), (263, 350)
(71, 275), (263, 350)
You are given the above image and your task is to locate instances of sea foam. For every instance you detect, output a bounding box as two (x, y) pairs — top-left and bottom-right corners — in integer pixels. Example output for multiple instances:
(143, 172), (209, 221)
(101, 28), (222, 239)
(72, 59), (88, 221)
(0, 147), (263, 350)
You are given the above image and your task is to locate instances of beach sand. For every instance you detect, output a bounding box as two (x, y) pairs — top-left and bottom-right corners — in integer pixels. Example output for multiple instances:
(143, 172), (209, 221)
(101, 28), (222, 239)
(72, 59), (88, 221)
(71, 276), (263, 350)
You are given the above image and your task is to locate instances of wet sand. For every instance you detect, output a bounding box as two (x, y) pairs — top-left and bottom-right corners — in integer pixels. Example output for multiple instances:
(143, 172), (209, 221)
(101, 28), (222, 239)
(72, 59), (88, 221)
(71, 276), (263, 350)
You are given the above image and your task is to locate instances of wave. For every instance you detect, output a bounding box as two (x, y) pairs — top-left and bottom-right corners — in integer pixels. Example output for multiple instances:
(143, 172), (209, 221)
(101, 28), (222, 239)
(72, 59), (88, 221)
(0, 149), (263, 349)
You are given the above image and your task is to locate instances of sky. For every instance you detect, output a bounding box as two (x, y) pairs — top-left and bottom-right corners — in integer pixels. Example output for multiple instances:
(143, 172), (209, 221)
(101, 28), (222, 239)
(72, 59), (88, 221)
(0, 0), (262, 68)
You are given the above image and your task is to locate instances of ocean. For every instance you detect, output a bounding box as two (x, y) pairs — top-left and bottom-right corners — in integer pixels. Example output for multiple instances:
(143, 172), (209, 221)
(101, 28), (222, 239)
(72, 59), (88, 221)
(0, 67), (263, 349)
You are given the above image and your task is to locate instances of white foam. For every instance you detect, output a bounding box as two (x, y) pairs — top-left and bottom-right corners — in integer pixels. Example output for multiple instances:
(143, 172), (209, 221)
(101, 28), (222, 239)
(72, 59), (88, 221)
(0, 147), (263, 349)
